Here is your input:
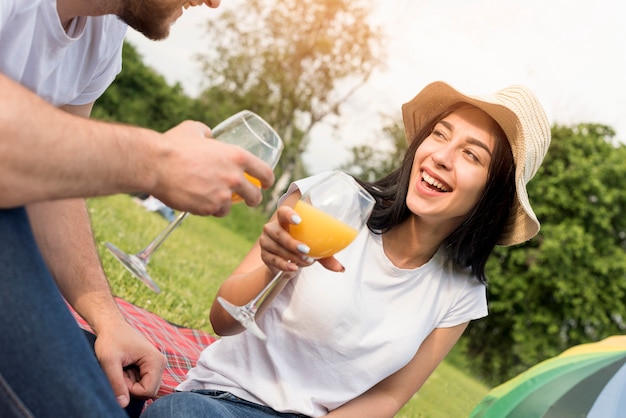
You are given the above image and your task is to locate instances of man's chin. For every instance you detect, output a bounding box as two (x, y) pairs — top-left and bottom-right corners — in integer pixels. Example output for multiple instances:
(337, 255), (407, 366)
(118, 9), (176, 41)
(132, 23), (171, 41)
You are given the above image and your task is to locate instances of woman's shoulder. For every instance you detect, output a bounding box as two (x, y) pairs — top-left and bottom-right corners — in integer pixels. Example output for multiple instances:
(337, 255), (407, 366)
(434, 249), (485, 289)
(431, 251), (488, 323)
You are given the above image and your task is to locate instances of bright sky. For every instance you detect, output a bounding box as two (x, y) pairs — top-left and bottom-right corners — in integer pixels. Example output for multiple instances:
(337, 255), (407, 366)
(126, 0), (626, 172)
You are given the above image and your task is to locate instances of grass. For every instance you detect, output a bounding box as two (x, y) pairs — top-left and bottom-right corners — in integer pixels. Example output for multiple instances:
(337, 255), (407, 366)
(88, 194), (490, 417)
(90, 194), (265, 331)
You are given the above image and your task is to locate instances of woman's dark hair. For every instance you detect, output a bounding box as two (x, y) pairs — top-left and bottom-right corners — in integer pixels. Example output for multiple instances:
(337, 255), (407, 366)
(355, 103), (516, 283)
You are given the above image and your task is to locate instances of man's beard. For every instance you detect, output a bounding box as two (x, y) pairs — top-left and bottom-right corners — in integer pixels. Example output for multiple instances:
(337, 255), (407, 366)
(117, 2), (177, 41)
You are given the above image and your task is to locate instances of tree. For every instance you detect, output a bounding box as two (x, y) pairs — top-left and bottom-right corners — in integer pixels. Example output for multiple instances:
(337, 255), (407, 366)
(341, 116), (408, 181)
(192, 0), (385, 211)
(464, 123), (626, 385)
(92, 41), (194, 132)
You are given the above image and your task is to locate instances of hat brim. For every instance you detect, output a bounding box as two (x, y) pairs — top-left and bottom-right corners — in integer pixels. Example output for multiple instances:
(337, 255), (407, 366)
(401, 81), (548, 246)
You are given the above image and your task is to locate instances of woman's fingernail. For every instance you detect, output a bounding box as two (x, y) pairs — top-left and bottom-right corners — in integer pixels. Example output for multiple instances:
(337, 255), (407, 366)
(339, 265), (345, 273)
(286, 260), (299, 271)
(296, 244), (310, 254)
(291, 214), (302, 224)
(301, 255), (315, 264)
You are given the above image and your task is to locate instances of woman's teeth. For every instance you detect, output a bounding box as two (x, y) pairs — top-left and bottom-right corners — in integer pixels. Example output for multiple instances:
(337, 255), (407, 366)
(422, 172), (450, 192)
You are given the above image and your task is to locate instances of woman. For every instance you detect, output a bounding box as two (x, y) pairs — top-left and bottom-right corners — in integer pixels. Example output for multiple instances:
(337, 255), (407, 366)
(142, 81), (551, 418)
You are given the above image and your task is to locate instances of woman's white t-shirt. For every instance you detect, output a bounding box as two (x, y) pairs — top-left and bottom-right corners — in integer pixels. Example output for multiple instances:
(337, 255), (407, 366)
(178, 173), (488, 417)
(0, 0), (127, 106)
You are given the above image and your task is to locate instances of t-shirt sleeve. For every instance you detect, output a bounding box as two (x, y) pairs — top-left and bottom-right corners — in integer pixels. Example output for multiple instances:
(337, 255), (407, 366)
(0, 1), (36, 33)
(437, 277), (488, 328)
(70, 16), (126, 105)
(0, 1), (17, 26)
(72, 44), (122, 105)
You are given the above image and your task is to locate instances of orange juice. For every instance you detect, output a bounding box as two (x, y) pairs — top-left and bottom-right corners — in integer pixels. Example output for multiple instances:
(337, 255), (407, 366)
(289, 200), (359, 258)
(232, 173), (262, 203)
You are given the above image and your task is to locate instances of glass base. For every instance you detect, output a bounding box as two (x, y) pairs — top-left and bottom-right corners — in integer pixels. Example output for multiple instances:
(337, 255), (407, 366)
(105, 242), (161, 293)
(217, 296), (267, 340)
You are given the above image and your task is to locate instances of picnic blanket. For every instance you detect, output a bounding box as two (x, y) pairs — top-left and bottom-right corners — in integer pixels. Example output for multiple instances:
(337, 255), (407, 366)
(68, 297), (217, 398)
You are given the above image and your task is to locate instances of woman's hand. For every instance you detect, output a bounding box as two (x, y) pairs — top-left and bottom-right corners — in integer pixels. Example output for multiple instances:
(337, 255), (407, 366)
(259, 196), (346, 277)
(209, 189), (345, 335)
(259, 204), (314, 279)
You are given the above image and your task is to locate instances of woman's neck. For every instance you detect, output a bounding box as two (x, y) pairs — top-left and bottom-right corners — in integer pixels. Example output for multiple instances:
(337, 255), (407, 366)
(382, 216), (450, 269)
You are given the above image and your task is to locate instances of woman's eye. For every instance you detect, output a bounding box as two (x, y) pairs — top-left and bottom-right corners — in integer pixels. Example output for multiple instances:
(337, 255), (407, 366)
(432, 129), (446, 139)
(464, 149), (479, 162)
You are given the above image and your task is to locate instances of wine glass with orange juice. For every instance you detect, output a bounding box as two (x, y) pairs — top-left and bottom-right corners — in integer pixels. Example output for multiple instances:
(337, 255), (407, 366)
(105, 110), (283, 293)
(217, 171), (375, 340)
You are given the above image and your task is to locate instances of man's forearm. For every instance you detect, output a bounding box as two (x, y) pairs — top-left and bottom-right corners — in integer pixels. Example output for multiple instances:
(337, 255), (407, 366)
(26, 199), (126, 332)
(0, 73), (161, 208)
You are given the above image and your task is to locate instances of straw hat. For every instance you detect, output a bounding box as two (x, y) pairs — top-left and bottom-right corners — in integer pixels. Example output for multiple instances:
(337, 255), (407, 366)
(401, 81), (551, 246)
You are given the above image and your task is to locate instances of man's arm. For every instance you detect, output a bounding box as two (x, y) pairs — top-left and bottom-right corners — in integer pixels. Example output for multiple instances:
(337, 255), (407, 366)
(26, 197), (166, 406)
(33, 103), (134, 339)
(25, 101), (165, 406)
(26, 198), (116, 324)
(0, 73), (275, 214)
(0, 74), (157, 207)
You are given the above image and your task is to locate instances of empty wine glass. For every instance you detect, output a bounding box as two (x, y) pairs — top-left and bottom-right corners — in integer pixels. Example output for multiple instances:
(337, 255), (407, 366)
(106, 110), (283, 293)
(217, 171), (375, 340)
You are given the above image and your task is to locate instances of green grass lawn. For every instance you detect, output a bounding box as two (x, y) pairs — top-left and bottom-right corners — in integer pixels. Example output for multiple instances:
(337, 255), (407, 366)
(88, 194), (490, 417)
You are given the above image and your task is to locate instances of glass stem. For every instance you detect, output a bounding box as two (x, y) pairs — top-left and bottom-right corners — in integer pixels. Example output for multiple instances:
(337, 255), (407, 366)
(247, 270), (285, 315)
(136, 211), (190, 264)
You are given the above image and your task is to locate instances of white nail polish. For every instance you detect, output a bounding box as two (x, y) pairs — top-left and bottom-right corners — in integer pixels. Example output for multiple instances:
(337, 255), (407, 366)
(297, 244), (310, 254)
(291, 214), (302, 224)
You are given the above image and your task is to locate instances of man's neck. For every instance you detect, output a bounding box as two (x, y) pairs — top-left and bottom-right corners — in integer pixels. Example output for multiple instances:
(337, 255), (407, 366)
(56, 0), (118, 30)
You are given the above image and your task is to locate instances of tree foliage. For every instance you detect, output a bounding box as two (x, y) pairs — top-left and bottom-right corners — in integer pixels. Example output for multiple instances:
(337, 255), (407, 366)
(342, 116), (408, 181)
(464, 123), (626, 385)
(192, 0), (385, 211)
(92, 42), (194, 132)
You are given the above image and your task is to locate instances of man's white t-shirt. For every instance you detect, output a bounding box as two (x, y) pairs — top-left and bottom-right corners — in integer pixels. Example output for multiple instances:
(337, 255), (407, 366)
(0, 0), (127, 106)
(178, 172), (488, 417)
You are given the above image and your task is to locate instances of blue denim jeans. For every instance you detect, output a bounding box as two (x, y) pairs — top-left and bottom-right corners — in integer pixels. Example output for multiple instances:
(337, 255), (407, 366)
(0, 207), (127, 418)
(142, 390), (311, 418)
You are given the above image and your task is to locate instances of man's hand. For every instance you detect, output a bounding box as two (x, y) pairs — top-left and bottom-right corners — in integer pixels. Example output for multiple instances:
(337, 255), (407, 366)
(151, 120), (275, 217)
(94, 320), (166, 407)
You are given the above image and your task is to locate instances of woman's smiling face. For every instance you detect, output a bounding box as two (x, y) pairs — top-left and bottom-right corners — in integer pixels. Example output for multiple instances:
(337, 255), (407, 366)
(406, 105), (497, 229)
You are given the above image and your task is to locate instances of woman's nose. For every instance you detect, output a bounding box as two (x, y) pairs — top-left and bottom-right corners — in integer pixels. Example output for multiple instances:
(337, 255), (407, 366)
(431, 145), (454, 169)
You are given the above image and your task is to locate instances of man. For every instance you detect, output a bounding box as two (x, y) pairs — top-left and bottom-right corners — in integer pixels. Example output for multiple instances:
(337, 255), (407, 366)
(0, 1), (275, 416)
